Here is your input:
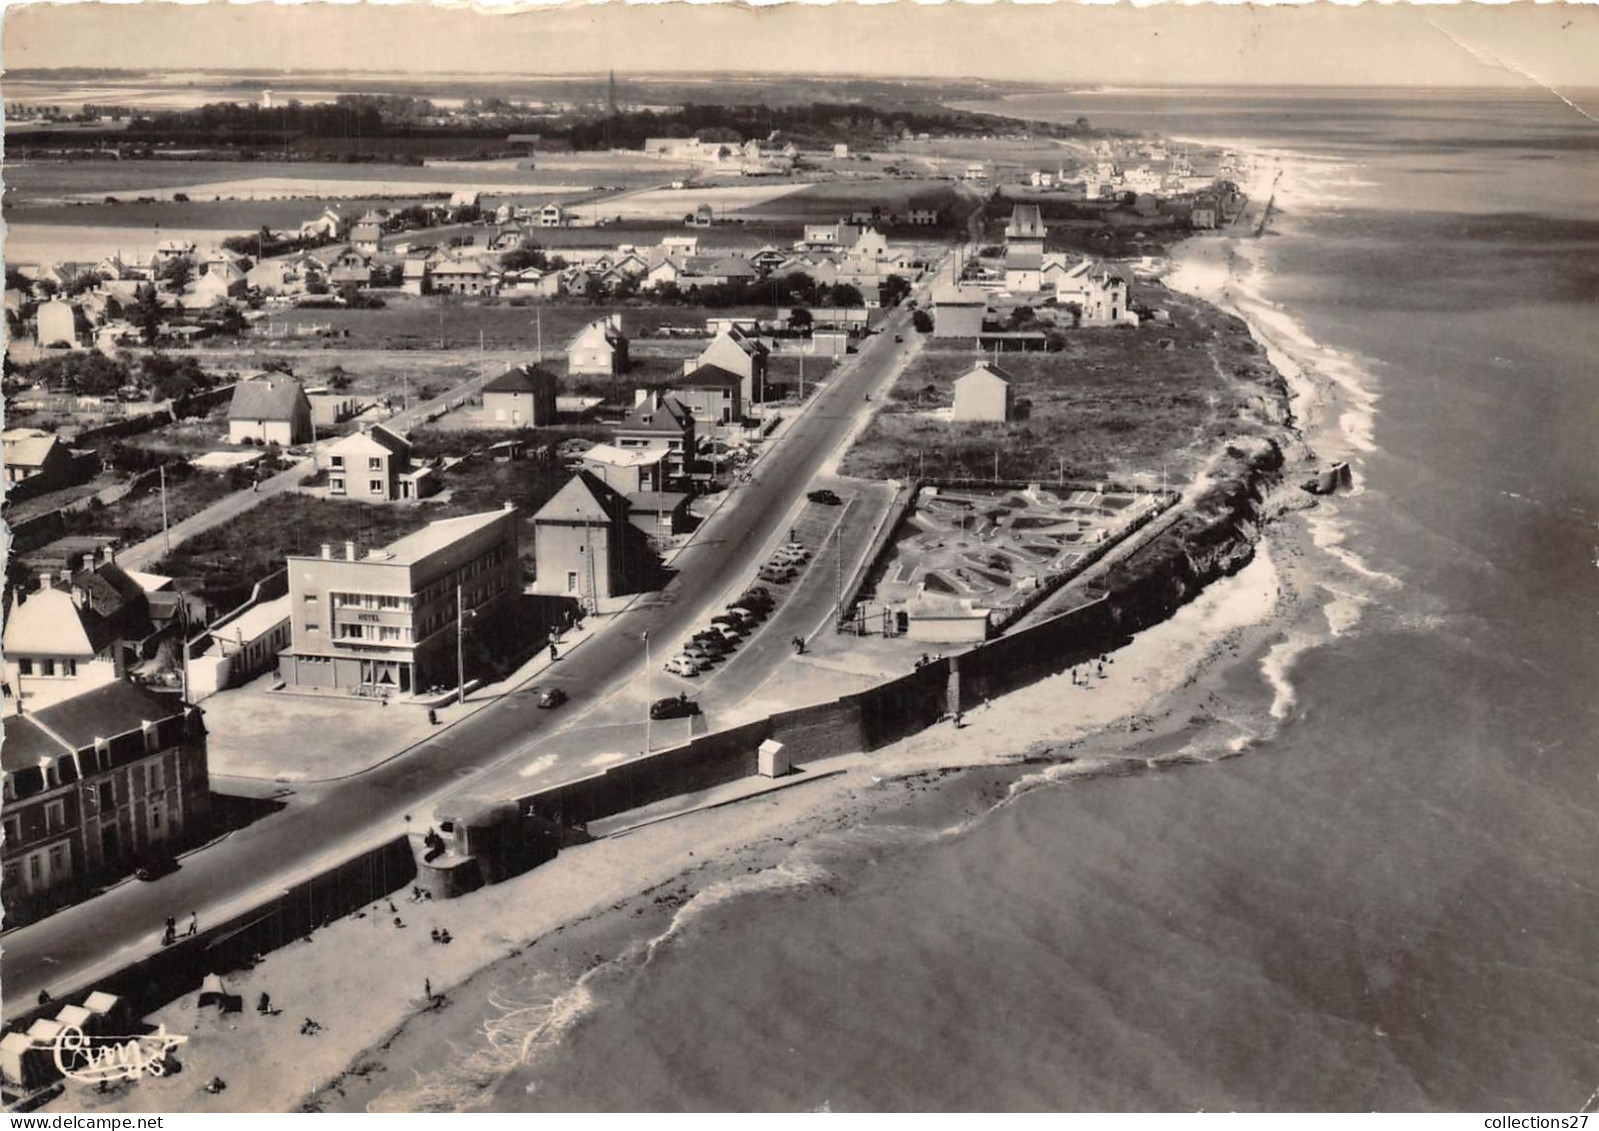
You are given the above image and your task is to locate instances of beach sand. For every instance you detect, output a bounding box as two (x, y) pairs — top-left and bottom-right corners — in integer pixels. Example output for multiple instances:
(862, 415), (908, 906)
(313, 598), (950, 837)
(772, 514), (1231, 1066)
(51, 149), (1350, 1116)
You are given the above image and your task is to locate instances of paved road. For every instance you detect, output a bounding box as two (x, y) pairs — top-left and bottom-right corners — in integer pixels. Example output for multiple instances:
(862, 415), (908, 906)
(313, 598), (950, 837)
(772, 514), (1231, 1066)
(1, 277), (932, 1020)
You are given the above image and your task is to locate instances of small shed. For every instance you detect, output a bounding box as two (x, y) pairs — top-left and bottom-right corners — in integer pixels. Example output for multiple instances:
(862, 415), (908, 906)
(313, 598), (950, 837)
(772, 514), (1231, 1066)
(758, 738), (790, 778)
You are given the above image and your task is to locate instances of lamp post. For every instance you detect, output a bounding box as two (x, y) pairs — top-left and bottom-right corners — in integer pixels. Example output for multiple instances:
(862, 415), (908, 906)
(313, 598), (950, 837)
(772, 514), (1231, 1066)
(642, 631), (651, 754)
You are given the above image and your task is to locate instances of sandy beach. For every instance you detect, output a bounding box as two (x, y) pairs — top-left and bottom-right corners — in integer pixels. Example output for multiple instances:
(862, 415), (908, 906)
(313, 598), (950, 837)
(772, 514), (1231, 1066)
(48, 148), (1354, 1116)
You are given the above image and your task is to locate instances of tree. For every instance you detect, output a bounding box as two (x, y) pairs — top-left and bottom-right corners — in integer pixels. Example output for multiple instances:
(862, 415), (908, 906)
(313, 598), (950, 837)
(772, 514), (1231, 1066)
(4, 267), (30, 293)
(879, 275), (911, 309)
(788, 307), (813, 332)
(500, 245), (548, 273)
(157, 257), (193, 291)
(912, 309), (933, 334)
(134, 283), (162, 344)
(823, 283), (863, 308)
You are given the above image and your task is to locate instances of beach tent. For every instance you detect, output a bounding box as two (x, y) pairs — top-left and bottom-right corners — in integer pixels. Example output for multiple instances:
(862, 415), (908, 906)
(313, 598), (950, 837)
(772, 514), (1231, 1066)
(198, 973), (233, 1011)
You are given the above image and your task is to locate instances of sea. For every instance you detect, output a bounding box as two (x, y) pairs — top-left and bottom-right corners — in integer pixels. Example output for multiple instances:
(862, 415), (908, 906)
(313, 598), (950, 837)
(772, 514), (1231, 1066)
(453, 88), (1599, 1111)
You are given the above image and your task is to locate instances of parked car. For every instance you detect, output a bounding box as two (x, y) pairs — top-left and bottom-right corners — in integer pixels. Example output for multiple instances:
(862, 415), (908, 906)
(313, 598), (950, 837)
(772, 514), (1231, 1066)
(135, 850), (179, 883)
(759, 566), (795, 584)
(710, 623), (742, 642)
(710, 614), (747, 633)
(675, 650), (716, 671)
(807, 488), (842, 506)
(535, 685), (567, 709)
(773, 546), (809, 565)
(650, 694), (703, 720)
(663, 656), (701, 677)
(691, 632), (730, 654)
(726, 605), (762, 625)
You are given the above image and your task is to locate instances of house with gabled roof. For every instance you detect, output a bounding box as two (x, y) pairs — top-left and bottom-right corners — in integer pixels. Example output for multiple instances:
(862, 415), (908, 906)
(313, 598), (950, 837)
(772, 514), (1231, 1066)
(481, 364), (557, 427)
(614, 389), (696, 484)
(531, 472), (644, 604)
(1, 563), (154, 714)
(692, 325), (769, 409)
(567, 315), (629, 377)
(952, 361), (1015, 423)
(227, 374), (312, 445)
(323, 423), (435, 502)
(674, 363), (746, 425)
(2, 680), (211, 915)
(3, 428), (77, 488)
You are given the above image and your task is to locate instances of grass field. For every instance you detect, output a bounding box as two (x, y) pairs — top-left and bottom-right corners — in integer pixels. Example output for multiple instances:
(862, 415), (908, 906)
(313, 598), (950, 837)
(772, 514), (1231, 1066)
(260, 298), (778, 353)
(841, 286), (1285, 486)
(150, 459), (578, 608)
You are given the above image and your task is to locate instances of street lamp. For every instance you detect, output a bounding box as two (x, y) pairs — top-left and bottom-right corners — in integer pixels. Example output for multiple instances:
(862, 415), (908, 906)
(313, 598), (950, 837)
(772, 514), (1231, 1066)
(642, 631), (651, 754)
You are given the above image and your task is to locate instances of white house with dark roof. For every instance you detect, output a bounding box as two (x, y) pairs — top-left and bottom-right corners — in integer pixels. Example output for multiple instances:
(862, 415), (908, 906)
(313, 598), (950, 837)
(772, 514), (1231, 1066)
(227, 374), (312, 445)
(323, 424), (435, 502)
(567, 315), (629, 376)
(952, 361), (1015, 423)
(531, 472), (639, 604)
(481, 364), (557, 427)
(692, 326), (769, 409)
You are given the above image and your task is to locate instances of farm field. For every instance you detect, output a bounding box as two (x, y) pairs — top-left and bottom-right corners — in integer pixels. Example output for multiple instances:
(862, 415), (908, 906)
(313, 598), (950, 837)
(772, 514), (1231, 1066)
(254, 297), (781, 353)
(602, 181), (813, 221)
(840, 287), (1284, 486)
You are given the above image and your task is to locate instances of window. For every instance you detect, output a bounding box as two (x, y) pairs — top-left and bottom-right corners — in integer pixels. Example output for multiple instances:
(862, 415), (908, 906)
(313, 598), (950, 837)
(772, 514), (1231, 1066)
(305, 622), (320, 633)
(63, 659), (77, 676)
(29, 855), (42, 884)
(370, 480), (384, 496)
(567, 571), (579, 592)
(98, 782), (115, 809)
(368, 457), (383, 471)
(44, 801), (66, 834)
(18, 658), (32, 676)
(41, 659), (56, 677)
(2, 817), (19, 845)
(330, 456), (344, 469)
(147, 762), (164, 793)
(304, 593), (318, 604)
(379, 626), (403, 642)
(330, 477), (346, 494)
(49, 844), (67, 874)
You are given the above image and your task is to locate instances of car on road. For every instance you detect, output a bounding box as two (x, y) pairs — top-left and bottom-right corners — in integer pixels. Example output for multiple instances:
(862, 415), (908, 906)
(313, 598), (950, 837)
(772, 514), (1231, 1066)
(534, 686), (567, 709)
(650, 694), (703, 720)
(135, 850), (179, 883)
(807, 489), (842, 506)
(894, 334), (904, 343)
(663, 656), (701, 677)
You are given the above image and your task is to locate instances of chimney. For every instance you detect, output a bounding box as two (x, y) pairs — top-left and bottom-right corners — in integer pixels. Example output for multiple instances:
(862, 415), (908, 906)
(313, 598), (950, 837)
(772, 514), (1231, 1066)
(634, 387), (657, 410)
(320, 543), (333, 559)
(345, 541), (358, 562)
(102, 543), (116, 565)
(38, 572), (53, 592)
(502, 500), (515, 512)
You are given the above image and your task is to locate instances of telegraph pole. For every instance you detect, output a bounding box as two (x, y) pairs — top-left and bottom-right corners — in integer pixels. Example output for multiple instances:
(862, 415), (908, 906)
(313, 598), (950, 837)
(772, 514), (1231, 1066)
(160, 465), (171, 553)
(456, 582), (466, 706)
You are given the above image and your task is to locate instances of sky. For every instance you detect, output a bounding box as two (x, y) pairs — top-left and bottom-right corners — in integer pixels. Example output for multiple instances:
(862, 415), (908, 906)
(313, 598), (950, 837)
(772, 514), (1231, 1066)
(3, 1), (1598, 90)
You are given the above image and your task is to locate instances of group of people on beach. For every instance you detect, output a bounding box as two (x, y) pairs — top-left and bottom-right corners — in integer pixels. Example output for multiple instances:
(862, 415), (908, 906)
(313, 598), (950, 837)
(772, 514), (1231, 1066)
(1070, 655), (1113, 686)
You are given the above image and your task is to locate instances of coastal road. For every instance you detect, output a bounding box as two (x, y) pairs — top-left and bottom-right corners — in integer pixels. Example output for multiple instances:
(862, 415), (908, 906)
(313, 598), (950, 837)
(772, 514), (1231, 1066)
(1, 274), (933, 1020)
